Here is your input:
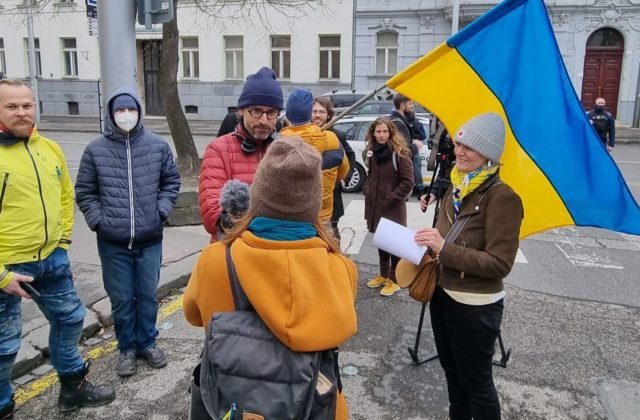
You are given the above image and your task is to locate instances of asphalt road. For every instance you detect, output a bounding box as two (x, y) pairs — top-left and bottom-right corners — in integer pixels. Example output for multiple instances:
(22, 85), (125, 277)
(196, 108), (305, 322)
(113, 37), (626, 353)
(12, 132), (640, 419)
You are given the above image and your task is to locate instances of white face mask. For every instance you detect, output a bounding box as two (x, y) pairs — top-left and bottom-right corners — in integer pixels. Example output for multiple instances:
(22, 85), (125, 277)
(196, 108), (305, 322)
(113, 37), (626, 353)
(114, 111), (139, 133)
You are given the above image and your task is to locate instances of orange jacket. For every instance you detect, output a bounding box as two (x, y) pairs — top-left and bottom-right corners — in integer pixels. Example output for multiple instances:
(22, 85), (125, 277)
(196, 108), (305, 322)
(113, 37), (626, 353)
(184, 231), (358, 419)
(280, 124), (350, 222)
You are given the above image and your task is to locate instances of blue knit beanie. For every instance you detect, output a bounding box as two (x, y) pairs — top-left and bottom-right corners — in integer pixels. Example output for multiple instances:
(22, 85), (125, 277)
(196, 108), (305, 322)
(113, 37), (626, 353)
(285, 89), (313, 126)
(111, 94), (138, 114)
(237, 67), (284, 110)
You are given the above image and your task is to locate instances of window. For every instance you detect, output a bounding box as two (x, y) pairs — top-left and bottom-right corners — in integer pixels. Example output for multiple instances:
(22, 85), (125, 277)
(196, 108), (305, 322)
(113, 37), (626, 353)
(271, 35), (290, 79)
(68, 101), (79, 115)
(319, 35), (340, 80)
(181, 37), (199, 78)
(224, 36), (243, 80)
(24, 38), (42, 77)
(62, 38), (78, 77)
(375, 32), (398, 75)
(185, 105), (198, 114)
(0, 39), (6, 78)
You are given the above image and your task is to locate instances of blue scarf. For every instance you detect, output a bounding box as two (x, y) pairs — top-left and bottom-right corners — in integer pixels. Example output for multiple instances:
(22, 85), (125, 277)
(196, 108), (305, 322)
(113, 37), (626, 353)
(248, 217), (317, 241)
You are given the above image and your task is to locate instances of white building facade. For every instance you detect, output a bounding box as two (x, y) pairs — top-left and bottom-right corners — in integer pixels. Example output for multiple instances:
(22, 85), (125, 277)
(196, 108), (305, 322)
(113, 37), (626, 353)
(354, 0), (640, 124)
(0, 0), (354, 119)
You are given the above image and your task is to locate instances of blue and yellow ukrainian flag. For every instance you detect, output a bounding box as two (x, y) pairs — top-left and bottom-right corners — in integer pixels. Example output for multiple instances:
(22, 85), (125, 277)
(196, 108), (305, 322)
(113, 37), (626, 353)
(387, 0), (640, 238)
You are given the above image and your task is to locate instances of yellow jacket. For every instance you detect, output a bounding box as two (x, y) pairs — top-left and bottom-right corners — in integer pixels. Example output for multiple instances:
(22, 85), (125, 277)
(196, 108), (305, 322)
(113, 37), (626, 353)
(0, 128), (74, 288)
(184, 231), (357, 420)
(280, 124), (350, 222)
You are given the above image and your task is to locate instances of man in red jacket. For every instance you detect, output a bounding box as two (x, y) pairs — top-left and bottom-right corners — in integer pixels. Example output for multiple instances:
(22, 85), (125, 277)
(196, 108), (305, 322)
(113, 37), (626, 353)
(199, 67), (284, 239)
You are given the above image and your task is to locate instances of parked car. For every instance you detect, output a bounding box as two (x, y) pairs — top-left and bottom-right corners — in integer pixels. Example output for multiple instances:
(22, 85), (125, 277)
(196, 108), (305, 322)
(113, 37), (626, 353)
(318, 90), (369, 113)
(331, 115), (432, 193)
(350, 100), (431, 118)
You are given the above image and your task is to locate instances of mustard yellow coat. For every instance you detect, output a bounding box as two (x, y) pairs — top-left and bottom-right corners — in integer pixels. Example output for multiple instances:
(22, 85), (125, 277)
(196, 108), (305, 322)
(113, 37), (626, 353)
(184, 231), (358, 419)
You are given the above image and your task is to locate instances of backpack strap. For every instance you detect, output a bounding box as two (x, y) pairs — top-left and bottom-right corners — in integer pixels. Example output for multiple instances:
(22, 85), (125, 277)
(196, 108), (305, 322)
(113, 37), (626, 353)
(225, 245), (254, 311)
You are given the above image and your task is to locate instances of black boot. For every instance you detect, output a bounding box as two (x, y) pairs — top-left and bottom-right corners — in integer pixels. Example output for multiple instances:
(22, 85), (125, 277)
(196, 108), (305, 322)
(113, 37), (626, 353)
(0, 396), (14, 420)
(58, 361), (116, 413)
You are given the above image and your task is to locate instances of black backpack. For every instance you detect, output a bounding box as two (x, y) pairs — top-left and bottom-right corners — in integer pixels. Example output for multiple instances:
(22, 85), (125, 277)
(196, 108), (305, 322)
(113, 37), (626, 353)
(190, 246), (341, 420)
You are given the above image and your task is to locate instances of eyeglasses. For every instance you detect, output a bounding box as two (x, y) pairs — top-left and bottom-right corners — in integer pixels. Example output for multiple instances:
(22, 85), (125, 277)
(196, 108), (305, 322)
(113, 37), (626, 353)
(246, 107), (279, 120)
(312, 109), (328, 115)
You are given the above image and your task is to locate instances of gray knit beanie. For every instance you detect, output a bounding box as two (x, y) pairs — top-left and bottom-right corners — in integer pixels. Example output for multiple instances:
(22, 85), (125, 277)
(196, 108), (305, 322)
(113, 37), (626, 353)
(453, 112), (505, 163)
(249, 136), (322, 222)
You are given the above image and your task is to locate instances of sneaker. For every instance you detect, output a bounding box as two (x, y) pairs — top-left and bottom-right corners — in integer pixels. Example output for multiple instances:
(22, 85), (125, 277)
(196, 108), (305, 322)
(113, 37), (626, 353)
(380, 280), (401, 297)
(139, 345), (167, 369)
(366, 275), (388, 289)
(117, 350), (137, 377)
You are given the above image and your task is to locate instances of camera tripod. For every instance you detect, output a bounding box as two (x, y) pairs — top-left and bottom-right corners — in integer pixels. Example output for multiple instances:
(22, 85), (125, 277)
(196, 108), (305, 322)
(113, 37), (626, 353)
(408, 135), (511, 368)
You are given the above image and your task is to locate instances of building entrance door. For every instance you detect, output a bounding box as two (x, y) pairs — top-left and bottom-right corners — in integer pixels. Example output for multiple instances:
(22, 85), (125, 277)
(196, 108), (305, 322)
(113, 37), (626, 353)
(580, 28), (624, 118)
(142, 40), (163, 115)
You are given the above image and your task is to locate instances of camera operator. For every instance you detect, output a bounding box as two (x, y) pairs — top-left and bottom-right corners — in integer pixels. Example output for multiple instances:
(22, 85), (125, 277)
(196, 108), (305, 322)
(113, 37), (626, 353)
(420, 119), (456, 209)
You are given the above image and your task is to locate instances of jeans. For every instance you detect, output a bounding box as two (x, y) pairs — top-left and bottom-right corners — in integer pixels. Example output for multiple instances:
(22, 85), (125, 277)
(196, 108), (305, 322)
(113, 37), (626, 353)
(430, 286), (504, 420)
(412, 153), (424, 189)
(97, 239), (162, 353)
(0, 248), (86, 408)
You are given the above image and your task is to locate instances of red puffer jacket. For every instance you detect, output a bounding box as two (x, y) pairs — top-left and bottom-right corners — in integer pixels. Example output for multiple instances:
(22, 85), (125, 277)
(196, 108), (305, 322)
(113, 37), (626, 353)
(199, 129), (271, 239)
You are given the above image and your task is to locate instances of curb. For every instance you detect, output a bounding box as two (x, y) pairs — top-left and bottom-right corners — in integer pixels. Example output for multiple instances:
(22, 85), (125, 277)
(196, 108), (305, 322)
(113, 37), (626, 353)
(12, 252), (200, 380)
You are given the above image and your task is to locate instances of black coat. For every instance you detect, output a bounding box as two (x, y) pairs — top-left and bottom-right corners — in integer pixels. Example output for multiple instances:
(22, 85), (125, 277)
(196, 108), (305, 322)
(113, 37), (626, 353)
(330, 128), (356, 222)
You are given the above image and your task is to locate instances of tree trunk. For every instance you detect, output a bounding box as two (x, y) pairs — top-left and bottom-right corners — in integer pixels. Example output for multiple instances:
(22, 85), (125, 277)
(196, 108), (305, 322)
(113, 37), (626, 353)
(159, 0), (200, 178)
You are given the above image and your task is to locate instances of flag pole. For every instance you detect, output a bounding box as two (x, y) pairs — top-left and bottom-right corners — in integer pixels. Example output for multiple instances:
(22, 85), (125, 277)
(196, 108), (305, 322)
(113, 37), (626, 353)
(321, 82), (389, 130)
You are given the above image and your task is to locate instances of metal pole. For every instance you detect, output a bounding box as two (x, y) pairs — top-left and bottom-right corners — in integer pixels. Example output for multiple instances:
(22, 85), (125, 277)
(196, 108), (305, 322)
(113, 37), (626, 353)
(26, 0), (40, 122)
(98, 0), (138, 120)
(321, 82), (388, 130)
(452, 0), (460, 35)
(350, 0), (357, 90)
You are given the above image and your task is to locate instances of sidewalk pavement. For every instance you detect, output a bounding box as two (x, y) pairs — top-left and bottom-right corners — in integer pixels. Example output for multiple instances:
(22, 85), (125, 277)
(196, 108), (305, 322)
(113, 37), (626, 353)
(34, 115), (640, 144)
(13, 217), (212, 380)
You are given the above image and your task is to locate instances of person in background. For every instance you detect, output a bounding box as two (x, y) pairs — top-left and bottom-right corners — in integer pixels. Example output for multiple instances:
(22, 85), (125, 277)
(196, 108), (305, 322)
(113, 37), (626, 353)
(184, 136), (357, 419)
(363, 117), (414, 297)
(586, 97), (615, 152)
(0, 79), (115, 417)
(75, 88), (181, 378)
(199, 67), (284, 240)
(390, 94), (424, 196)
(416, 113), (523, 420)
(311, 96), (356, 240)
(280, 89), (350, 223)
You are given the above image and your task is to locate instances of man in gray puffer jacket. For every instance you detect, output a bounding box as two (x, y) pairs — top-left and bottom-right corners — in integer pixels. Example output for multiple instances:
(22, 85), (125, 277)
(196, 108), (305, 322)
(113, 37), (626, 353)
(75, 87), (180, 377)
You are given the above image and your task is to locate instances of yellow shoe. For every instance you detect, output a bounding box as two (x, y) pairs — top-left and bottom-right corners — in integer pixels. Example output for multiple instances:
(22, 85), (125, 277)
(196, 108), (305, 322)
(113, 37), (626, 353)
(380, 280), (401, 297)
(366, 275), (388, 289)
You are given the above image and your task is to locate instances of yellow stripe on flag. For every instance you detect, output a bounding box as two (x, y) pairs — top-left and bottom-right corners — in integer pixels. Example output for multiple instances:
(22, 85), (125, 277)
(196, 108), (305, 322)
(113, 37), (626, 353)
(388, 44), (574, 237)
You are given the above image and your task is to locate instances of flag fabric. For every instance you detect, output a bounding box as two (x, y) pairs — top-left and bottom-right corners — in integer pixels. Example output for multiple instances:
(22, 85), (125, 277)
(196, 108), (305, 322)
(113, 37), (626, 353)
(387, 0), (640, 238)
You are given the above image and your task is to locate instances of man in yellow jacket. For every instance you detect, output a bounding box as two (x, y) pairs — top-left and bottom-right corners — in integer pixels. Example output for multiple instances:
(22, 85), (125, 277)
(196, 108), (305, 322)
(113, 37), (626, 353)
(0, 80), (115, 417)
(280, 89), (350, 223)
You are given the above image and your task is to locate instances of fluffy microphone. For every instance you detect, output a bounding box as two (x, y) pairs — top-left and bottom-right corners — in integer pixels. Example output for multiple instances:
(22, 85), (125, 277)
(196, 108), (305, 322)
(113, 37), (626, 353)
(219, 180), (251, 233)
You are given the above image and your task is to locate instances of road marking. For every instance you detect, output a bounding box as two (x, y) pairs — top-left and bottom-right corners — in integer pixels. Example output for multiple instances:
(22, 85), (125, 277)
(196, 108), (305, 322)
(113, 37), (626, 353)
(15, 296), (184, 405)
(515, 248), (528, 264)
(554, 243), (624, 269)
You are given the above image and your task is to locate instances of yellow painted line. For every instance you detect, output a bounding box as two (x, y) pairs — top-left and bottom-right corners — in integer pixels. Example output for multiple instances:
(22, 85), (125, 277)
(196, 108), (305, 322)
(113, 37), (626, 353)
(15, 295), (185, 405)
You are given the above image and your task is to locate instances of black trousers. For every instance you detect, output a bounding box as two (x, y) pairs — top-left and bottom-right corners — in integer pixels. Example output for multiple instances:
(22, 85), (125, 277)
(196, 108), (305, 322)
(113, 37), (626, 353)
(430, 286), (503, 420)
(378, 249), (399, 282)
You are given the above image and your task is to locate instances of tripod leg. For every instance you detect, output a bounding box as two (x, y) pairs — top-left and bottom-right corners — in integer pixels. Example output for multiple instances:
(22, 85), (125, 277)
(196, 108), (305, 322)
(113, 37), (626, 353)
(407, 302), (438, 365)
(492, 331), (511, 368)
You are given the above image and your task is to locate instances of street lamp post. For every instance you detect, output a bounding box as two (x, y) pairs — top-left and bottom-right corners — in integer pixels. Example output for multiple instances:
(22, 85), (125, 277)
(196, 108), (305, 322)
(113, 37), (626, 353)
(26, 0), (39, 122)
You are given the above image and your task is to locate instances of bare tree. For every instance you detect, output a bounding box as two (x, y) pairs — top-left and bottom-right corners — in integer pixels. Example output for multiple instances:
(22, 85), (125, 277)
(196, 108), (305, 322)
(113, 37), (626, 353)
(160, 0), (327, 179)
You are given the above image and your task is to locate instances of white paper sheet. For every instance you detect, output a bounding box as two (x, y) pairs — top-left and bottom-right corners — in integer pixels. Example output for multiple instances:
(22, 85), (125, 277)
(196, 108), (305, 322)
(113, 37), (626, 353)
(371, 218), (428, 265)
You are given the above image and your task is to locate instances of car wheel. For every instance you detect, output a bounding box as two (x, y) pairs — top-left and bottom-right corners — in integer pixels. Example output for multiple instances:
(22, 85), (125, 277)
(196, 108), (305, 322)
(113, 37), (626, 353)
(343, 163), (366, 193)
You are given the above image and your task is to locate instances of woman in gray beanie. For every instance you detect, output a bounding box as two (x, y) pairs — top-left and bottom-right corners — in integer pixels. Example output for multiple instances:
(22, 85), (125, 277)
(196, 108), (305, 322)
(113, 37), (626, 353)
(414, 112), (524, 419)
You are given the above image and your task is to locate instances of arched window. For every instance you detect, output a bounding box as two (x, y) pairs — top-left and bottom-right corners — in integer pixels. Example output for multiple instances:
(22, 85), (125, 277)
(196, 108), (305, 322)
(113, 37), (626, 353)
(376, 32), (398, 75)
(587, 28), (624, 48)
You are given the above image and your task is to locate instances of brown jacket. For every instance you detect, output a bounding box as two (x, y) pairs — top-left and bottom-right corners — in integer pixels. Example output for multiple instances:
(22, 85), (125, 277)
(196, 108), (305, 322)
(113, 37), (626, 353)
(363, 150), (414, 233)
(436, 174), (523, 294)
